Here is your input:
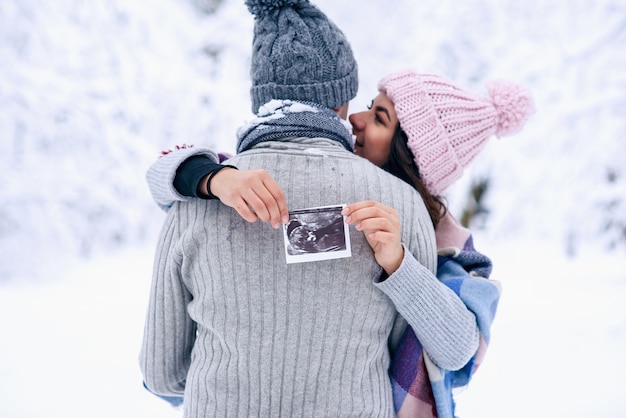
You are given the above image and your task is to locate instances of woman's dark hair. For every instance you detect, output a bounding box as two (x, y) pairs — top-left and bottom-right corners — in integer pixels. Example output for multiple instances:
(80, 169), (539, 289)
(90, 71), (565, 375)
(382, 125), (446, 228)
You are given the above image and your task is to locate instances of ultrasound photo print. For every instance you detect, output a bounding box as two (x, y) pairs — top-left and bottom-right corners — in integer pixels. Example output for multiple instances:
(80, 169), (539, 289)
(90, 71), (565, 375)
(282, 204), (352, 264)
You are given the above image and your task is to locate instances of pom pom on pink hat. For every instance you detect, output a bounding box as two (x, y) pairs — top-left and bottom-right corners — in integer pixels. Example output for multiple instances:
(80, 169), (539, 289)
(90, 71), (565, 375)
(378, 70), (535, 195)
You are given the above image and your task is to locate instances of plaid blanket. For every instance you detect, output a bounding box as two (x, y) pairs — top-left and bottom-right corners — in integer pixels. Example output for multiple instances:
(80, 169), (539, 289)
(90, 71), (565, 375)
(390, 213), (501, 417)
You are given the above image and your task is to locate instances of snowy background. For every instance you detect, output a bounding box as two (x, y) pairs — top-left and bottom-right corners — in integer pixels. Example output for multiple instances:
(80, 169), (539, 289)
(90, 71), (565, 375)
(1, 0), (625, 417)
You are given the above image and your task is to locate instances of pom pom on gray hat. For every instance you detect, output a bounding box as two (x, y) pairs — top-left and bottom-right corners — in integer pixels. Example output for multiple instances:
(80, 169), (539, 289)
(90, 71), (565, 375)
(245, 0), (307, 17)
(245, 0), (359, 113)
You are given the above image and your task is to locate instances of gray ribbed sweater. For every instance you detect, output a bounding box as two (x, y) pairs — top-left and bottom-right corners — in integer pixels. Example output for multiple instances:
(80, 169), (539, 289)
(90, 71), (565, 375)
(140, 138), (478, 417)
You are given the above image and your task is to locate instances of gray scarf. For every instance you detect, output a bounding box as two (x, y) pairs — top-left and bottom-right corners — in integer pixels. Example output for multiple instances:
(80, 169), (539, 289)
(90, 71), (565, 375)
(236, 100), (354, 154)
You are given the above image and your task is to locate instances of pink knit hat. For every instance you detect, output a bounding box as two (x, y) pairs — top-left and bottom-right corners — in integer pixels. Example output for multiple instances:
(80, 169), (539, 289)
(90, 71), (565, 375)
(378, 70), (535, 195)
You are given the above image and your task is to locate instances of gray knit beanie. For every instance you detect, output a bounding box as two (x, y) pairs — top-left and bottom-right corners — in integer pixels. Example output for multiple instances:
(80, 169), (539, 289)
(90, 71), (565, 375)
(245, 0), (359, 114)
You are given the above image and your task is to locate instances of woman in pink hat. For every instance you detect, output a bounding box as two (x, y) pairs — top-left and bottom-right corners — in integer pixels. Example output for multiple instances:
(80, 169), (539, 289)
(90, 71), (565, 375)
(340, 70), (534, 417)
(146, 70), (534, 417)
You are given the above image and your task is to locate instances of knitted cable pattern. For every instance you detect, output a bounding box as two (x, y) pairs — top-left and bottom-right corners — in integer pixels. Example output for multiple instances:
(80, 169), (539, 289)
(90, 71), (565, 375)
(378, 70), (535, 195)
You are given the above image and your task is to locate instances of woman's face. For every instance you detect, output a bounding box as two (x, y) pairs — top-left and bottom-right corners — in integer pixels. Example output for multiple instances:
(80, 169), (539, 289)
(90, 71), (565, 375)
(349, 92), (398, 167)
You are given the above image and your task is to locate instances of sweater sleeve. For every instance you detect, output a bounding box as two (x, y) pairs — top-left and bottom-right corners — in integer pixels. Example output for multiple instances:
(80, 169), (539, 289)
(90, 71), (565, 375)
(146, 146), (219, 211)
(174, 155), (225, 198)
(375, 245), (480, 371)
(139, 207), (196, 397)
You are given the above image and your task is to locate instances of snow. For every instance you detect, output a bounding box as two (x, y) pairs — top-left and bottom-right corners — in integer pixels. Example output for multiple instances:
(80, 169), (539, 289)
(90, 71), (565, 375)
(1, 0), (625, 416)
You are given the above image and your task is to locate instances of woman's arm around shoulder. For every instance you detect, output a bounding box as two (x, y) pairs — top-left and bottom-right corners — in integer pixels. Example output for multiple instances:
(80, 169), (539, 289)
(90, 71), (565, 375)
(146, 144), (219, 210)
(146, 145), (289, 228)
(343, 200), (479, 371)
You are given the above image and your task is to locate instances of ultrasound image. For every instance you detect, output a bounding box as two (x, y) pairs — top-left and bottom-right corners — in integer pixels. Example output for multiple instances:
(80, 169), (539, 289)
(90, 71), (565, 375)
(285, 207), (346, 255)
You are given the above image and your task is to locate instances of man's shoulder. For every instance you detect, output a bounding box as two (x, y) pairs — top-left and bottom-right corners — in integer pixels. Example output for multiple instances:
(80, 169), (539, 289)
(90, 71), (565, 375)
(350, 160), (418, 192)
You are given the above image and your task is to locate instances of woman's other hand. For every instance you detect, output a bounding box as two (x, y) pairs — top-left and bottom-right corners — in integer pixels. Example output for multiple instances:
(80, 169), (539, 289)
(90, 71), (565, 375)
(205, 168), (289, 229)
(342, 201), (404, 275)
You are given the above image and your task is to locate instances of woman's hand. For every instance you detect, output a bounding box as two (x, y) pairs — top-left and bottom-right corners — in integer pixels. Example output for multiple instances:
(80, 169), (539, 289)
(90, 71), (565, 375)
(205, 168), (289, 229)
(342, 201), (404, 276)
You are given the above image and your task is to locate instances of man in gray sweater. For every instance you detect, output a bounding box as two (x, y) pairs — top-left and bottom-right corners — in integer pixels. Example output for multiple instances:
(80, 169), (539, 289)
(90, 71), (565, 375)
(140, 1), (478, 417)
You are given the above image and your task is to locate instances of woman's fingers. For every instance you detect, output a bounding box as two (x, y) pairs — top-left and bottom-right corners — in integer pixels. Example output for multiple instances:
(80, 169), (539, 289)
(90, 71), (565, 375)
(212, 169), (288, 228)
(343, 201), (395, 220)
(260, 174), (289, 226)
(232, 197), (260, 223)
(354, 216), (396, 234)
(342, 202), (399, 231)
(242, 172), (288, 228)
(342, 200), (404, 275)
